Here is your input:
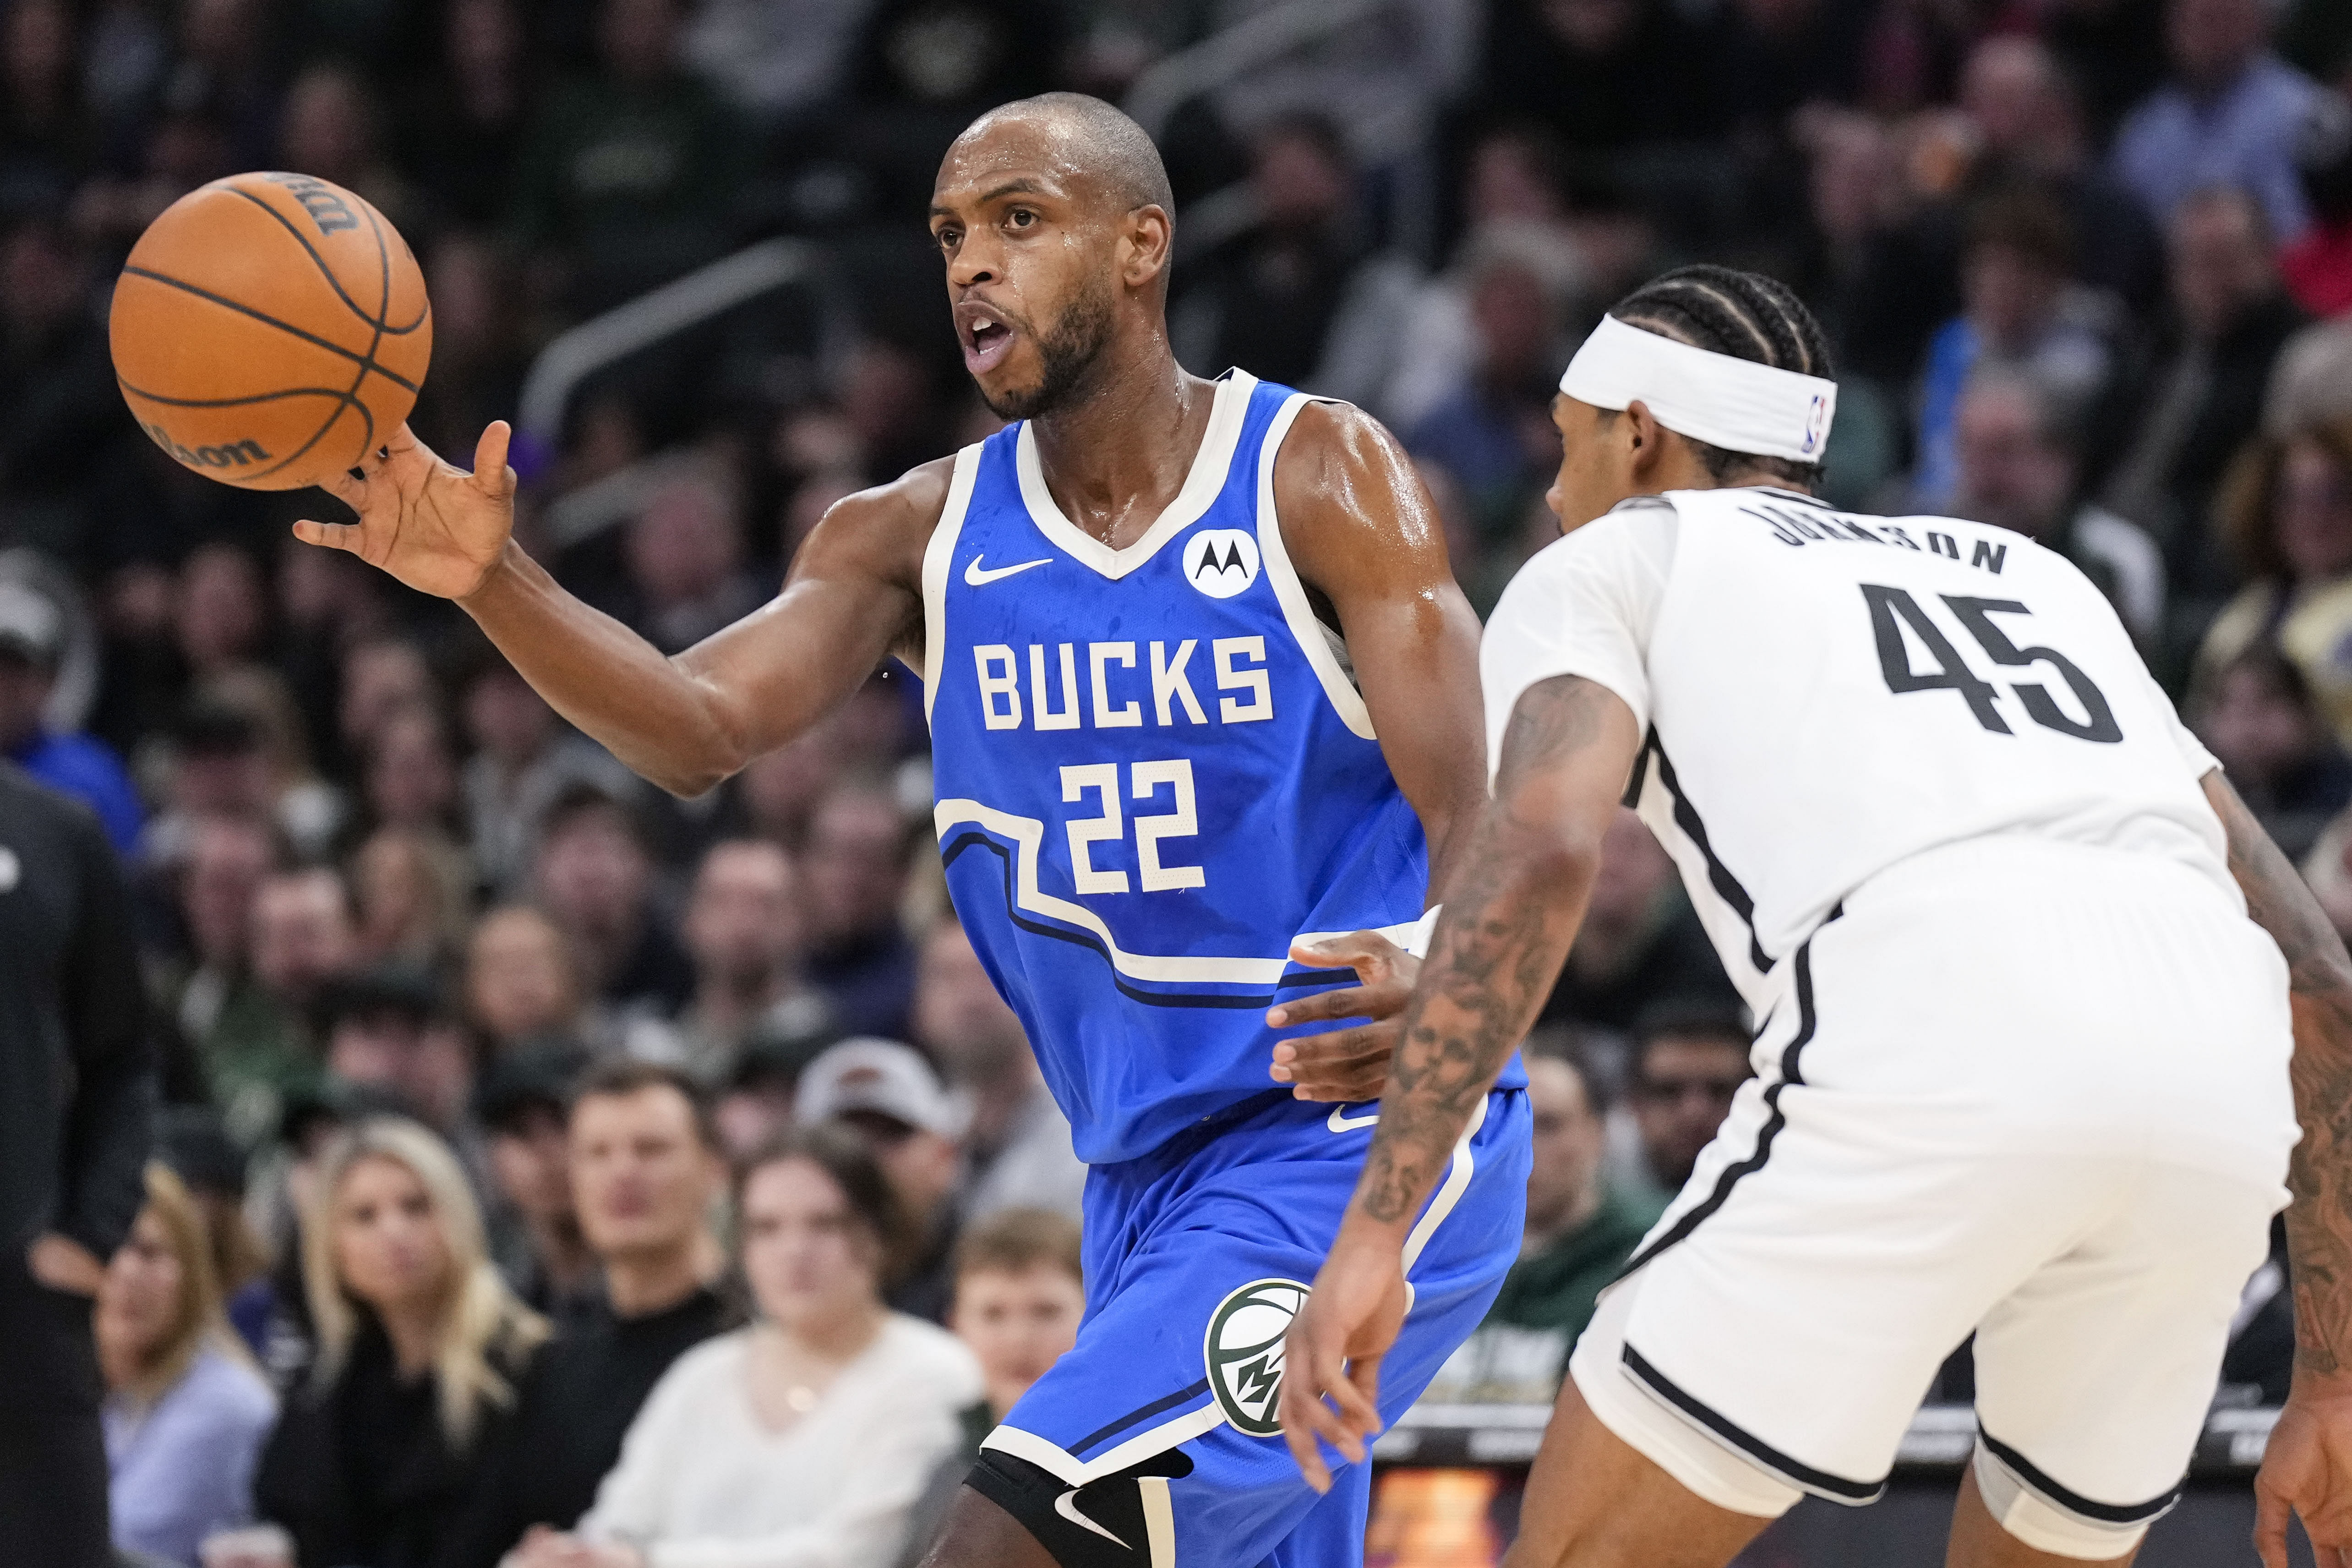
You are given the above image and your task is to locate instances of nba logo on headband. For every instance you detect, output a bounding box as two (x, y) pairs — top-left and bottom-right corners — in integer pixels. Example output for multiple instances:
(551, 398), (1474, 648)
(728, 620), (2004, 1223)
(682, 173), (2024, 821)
(1558, 315), (1839, 465)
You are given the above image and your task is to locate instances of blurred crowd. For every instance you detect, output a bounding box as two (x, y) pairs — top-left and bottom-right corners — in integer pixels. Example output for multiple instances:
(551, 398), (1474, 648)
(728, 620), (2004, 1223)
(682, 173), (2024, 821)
(1, 0), (2350, 1563)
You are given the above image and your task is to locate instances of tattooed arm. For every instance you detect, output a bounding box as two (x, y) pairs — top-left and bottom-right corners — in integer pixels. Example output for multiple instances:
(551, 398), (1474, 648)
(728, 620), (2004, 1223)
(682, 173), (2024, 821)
(2213, 772), (2352, 1566)
(1277, 674), (1642, 1490)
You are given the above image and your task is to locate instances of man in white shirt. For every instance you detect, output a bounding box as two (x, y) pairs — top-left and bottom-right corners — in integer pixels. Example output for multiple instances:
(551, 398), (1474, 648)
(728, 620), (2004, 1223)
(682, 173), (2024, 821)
(1281, 264), (2352, 1568)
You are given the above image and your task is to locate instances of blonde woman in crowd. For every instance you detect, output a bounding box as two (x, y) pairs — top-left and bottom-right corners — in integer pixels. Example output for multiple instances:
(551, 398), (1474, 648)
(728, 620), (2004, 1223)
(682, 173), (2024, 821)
(514, 1125), (982, 1568)
(96, 1164), (277, 1568)
(2197, 415), (2352, 741)
(229, 1120), (547, 1568)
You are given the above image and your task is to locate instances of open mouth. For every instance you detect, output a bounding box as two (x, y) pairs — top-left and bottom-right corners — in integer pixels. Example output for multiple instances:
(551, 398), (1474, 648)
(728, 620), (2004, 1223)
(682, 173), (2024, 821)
(959, 304), (1016, 376)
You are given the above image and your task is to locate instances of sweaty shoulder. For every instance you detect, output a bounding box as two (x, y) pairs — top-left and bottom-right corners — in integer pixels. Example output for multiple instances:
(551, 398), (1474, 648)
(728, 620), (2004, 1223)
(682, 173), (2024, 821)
(1265, 399), (1449, 591)
(792, 455), (958, 663)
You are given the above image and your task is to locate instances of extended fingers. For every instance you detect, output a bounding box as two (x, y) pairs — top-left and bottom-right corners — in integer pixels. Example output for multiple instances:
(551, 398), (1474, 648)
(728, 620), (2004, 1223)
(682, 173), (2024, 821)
(1268, 982), (1397, 1029)
(1271, 1027), (1391, 1099)
(291, 518), (362, 552)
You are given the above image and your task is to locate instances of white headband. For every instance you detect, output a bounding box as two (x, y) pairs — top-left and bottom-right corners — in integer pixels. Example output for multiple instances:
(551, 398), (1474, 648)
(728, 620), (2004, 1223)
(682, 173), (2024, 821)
(1558, 313), (1837, 464)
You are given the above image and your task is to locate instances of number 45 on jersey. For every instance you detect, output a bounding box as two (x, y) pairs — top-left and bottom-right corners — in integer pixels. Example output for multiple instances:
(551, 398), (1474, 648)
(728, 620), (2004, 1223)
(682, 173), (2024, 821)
(1862, 584), (2122, 744)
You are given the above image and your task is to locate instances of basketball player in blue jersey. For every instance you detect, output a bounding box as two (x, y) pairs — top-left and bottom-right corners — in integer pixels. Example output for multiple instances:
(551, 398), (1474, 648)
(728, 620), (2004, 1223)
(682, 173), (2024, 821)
(289, 93), (1532, 1568)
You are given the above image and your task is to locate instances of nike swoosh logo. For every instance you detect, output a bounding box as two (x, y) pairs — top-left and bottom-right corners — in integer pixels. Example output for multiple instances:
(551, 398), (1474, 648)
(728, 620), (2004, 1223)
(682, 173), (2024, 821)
(965, 555), (1053, 587)
(1054, 1489), (1129, 1547)
(1328, 1104), (1380, 1132)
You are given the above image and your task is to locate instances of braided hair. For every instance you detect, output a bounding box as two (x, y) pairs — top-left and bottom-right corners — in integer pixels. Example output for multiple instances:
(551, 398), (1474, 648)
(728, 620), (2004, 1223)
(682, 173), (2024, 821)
(1604, 264), (1835, 487)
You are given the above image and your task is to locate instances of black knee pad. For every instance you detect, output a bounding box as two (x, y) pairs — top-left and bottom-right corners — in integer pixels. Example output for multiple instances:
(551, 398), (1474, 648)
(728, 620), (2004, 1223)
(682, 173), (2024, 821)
(966, 1446), (1195, 1568)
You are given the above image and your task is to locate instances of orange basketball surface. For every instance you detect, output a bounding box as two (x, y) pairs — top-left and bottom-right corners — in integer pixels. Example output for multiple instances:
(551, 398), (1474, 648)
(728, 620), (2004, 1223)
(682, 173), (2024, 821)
(109, 171), (432, 492)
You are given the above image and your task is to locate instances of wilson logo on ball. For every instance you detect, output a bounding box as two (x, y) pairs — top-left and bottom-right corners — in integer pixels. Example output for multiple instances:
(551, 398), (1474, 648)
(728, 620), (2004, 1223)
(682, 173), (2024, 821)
(1203, 1278), (1308, 1437)
(142, 422), (272, 470)
(262, 172), (360, 235)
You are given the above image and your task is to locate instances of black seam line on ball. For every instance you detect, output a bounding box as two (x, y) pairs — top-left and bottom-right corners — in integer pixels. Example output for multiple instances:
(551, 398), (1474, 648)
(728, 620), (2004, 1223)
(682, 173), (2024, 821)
(221, 185), (426, 336)
(119, 268), (420, 394)
(117, 380), (356, 408)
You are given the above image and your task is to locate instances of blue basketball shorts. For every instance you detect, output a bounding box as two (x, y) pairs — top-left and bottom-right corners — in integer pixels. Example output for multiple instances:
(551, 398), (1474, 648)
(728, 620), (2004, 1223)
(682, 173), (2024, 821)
(971, 1086), (1530, 1568)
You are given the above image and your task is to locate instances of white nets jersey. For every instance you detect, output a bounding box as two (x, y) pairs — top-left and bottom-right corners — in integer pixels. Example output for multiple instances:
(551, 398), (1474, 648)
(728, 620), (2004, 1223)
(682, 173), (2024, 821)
(1481, 486), (2233, 1014)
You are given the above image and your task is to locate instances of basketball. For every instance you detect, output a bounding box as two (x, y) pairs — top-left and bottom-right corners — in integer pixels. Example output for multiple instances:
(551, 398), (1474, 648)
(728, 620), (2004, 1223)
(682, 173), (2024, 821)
(108, 171), (431, 492)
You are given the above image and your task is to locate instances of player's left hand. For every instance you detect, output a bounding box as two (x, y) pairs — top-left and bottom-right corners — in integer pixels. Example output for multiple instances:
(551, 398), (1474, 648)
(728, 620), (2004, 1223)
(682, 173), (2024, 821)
(2256, 1374), (2352, 1567)
(1279, 1221), (1409, 1493)
(1267, 931), (1420, 1102)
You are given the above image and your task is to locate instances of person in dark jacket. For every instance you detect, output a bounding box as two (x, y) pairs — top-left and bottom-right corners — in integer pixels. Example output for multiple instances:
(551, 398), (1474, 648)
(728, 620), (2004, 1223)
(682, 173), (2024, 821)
(248, 1118), (546, 1568)
(0, 759), (155, 1568)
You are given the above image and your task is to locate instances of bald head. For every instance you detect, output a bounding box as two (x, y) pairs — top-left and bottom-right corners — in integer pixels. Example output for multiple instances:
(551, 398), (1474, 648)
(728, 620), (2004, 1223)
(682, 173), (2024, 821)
(955, 93), (1174, 220)
(931, 92), (1180, 421)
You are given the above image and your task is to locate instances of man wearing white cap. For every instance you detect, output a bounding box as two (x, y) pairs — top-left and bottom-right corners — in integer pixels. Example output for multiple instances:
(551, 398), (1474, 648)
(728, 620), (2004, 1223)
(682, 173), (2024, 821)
(1282, 264), (2352, 1567)
(800, 1038), (968, 1321)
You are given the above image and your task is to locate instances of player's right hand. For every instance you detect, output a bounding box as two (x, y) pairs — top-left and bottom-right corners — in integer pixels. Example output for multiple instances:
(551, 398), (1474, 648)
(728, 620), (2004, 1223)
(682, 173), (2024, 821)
(1279, 1219), (1409, 1494)
(293, 421), (518, 601)
(2256, 1376), (2352, 1567)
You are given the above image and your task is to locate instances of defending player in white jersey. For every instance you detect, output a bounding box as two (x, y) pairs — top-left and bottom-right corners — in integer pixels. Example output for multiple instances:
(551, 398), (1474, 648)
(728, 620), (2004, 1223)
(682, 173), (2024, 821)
(1279, 264), (2352, 1567)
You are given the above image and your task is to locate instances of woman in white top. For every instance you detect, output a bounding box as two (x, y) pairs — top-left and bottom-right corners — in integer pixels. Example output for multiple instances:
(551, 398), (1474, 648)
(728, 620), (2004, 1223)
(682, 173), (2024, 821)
(530, 1124), (983, 1568)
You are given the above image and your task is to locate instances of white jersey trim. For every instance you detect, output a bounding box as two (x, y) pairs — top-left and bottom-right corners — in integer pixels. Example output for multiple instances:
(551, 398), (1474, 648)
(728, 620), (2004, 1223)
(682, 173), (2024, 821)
(1013, 371), (1256, 581)
(920, 443), (986, 726)
(1255, 392), (1377, 740)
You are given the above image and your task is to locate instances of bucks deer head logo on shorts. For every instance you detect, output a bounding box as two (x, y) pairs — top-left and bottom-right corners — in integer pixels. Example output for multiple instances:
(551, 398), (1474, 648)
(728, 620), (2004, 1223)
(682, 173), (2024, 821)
(1204, 1278), (1308, 1437)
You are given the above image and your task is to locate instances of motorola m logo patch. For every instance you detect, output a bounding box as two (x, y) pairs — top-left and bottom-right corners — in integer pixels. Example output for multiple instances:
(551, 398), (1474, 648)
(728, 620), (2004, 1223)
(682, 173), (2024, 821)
(1204, 1278), (1307, 1436)
(1184, 529), (1261, 599)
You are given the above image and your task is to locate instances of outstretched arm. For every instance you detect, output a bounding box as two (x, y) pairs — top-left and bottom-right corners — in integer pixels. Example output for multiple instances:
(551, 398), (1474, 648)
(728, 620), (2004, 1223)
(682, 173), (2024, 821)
(2210, 773), (2352, 1567)
(1278, 674), (1642, 1489)
(296, 423), (941, 796)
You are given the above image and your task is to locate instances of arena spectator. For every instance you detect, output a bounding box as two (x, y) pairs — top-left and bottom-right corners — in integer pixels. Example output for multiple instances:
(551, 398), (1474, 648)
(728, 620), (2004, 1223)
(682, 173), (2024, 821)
(900, 1207), (1086, 1568)
(1171, 113), (1418, 408)
(1539, 809), (1739, 1033)
(173, 545), (267, 684)
(274, 62), (414, 235)
(2192, 648), (2352, 859)
(463, 904), (593, 1054)
(336, 638), (437, 786)
(712, 1018), (838, 1162)
(534, 782), (693, 1016)
(1913, 182), (2126, 510)
(2112, 0), (2325, 242)
(532, 1125), (981, 1568)
(458, 653), (642, 901)
(912, 920), (1083, 1223)
(1403, 227), (1581, 541)
(0, 216), (124, 561)
(361, 706), (464, 840)
(0, 577), (140, 852)
(1424, 1044), (1663, 1403)
(1956, 36), (2166, 313)
(151, 1107), (275, 1357)
(315, 967), (475, 1139)
(509, 0), (749, 315)
(165, 815), (279, 1109)
(248, 1120), (548, 1568)
(665, 838), (829, 1084)
(798, 1038), (965, 1323)
(349, 826), (473, 973)
(398, 0), (532, 230)
(1625, 1005), (1754, 1202)
(212, 866), (364, 1146)
(447, 1060), (730, 1568)
(622, 471), (767, 656)
(475, 1040), (600, 1327)
(2196, 413), (2352, 743)
(142, 704), (280, 872)
(802, 783), (918, 1040)
(96, 1164), (275, 1568)
(1949, 367), (2167, 645)
(2104, 185), (2309, 609)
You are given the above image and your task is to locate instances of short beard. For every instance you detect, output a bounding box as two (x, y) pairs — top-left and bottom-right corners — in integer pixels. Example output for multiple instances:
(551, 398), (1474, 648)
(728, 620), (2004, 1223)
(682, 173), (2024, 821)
(977, 275), (1115, 422)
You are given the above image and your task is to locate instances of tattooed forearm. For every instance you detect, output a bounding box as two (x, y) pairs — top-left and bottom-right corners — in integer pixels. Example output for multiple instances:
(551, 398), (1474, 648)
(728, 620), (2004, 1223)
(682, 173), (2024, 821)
(1353, 677), (1626, 1226)
(2211, 772), (2352, 1377)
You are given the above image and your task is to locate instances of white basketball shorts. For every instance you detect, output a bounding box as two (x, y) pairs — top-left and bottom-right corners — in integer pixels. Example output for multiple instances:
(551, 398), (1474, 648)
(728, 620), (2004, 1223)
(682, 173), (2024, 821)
(1571, 836), (2297, 1561)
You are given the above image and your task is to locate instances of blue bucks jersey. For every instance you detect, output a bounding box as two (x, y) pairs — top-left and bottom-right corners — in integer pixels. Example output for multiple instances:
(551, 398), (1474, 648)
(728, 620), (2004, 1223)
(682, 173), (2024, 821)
(922, 371), (1436, 1164)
